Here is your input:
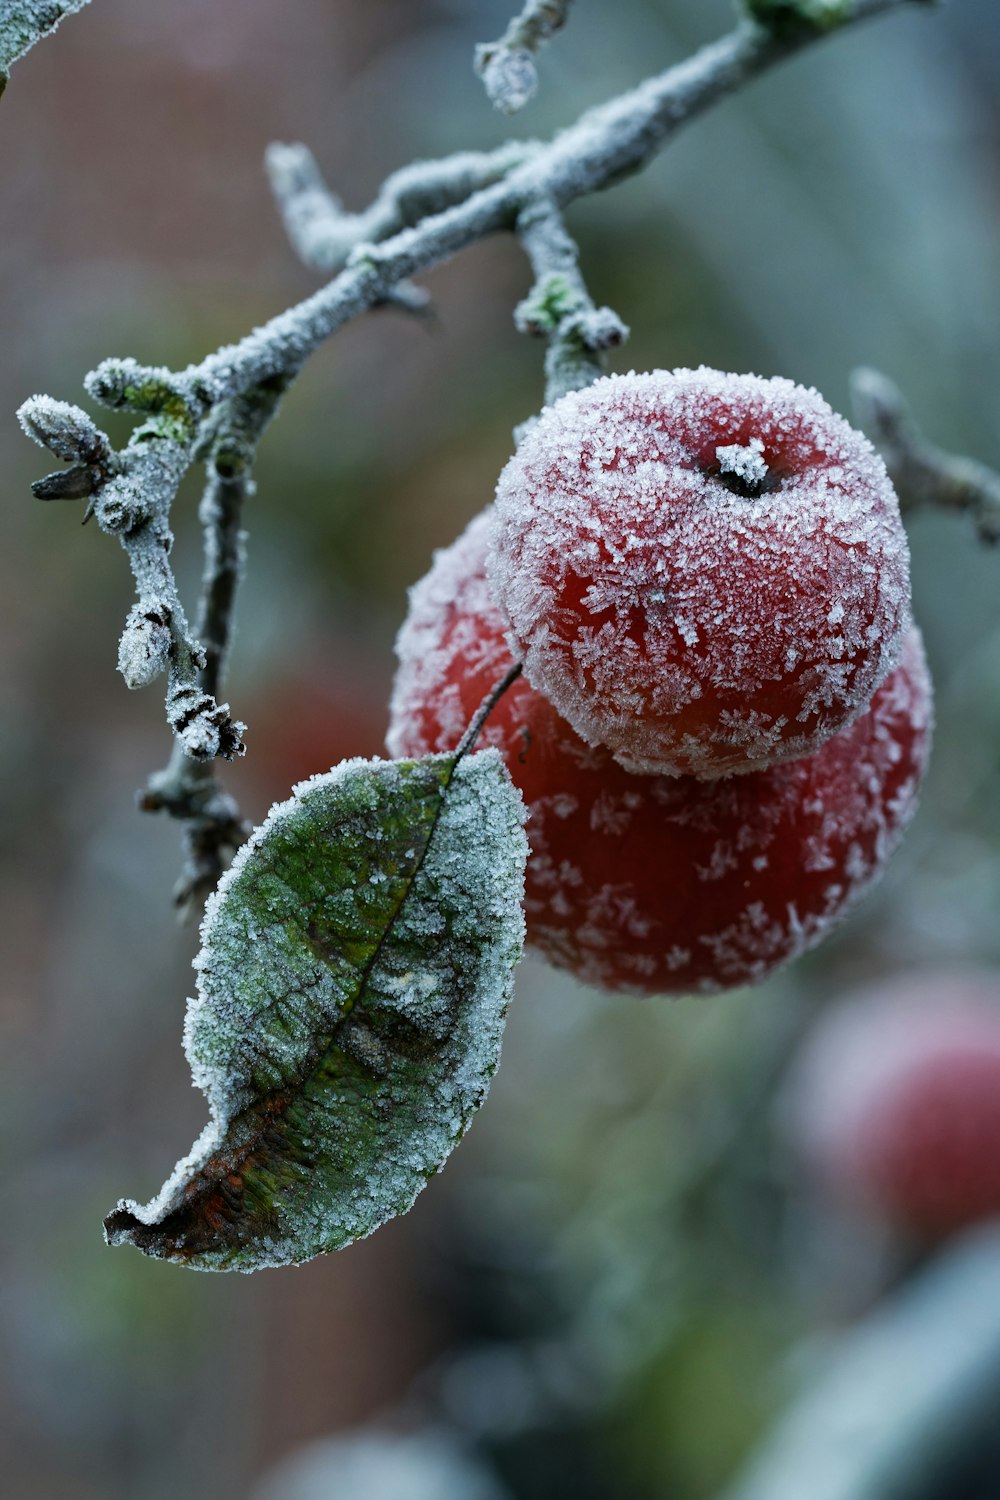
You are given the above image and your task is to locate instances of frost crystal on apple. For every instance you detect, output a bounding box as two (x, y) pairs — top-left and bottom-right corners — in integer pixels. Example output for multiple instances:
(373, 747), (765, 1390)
(390, 512), (931, 997)
(104, 750), (527, 1271)
(488, 367), (912, 779)
(716, 436), (769, 492)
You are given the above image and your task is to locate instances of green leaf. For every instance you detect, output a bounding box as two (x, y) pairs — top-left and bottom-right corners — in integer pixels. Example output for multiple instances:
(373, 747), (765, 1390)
(105, 749), (527, 1272)
(0, 1), (93, 83)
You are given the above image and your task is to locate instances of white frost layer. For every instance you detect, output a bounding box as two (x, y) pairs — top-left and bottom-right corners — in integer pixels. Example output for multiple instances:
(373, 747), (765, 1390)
(107, 749), (527, 1270)
(389, 510), (931, 997)
(488, 367), (911, 778)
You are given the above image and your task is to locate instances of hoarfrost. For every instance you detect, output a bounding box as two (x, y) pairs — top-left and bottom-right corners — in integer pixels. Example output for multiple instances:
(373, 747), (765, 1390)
(716, 436), (769, 491)
(0, 1), (93, 81)
(117, 602), (171, 690)
(105, 750), (527, 1271)
(488, 367), (911, 778)
(388, 511), (931, 997)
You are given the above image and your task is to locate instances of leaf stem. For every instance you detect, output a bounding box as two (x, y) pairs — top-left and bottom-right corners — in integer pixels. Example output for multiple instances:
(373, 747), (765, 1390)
(456, 663), (525, 762)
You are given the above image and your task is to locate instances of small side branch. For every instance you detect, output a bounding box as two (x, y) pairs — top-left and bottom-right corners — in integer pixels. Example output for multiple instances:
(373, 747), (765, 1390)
(265, 140), (536, 276)
(19, 383), (244, 762)
(475, 0), (575, 114)
(515, 196), (628, 410)
(139, 376), (290, 913)
(852, 368), (1000, 545)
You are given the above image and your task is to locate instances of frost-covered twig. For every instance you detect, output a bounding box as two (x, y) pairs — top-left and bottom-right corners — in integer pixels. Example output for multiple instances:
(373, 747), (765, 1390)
(19, 382), (244, 764)
(515, 196), (628, 408)
(23, 2), (929, 732)
(475, 0), (575, 115)
(137, 378), (288, 911)
(852, 368), (1000, 545)
(265, 139), (534, 278)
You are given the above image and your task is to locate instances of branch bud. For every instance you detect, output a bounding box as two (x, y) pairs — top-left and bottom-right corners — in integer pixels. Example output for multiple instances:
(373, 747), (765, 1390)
(93, 475), (152, 534)
(475, 45), (539, 114)
(17, 395), (111, 465)
(167, 679), (246, 762)
(570, 306), (629, 351)
(118, 603), (173, 689)
(32, 465), (100, 501)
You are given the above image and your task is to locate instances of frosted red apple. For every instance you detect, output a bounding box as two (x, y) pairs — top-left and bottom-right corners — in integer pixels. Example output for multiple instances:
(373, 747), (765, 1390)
(784, 973), (1000, 1238)
(388, 512), (931, 996)
(488, 367), (912, 778)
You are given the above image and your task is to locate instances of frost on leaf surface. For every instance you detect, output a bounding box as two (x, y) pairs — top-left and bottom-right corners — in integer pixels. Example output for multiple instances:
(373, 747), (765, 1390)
(0, 1), (92, 85)
(104, 750), (527, 1272)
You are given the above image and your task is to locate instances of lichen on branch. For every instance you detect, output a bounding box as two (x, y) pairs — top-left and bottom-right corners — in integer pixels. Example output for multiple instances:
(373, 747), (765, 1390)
(514, 196), (628, 410)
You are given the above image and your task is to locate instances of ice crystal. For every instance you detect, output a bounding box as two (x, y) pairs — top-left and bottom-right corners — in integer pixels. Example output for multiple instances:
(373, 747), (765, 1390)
(488, 367), (911, 778)
(0, 1), (92, 81)
(389, 511), (931, 997)
(105, 750), (527, 1270)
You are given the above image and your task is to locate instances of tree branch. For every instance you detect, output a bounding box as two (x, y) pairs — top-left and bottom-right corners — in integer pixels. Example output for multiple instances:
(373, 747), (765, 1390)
(717, 1226), (1000, 1500)
(514, 196), (628, 409)
(139, 380), (289, 911)
(265, 139), (535, 276)
(852, 368), (1000, 545)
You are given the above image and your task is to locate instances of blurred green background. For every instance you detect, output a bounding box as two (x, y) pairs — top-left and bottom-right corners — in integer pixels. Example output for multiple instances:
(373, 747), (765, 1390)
(2, 1), (1000, 1496)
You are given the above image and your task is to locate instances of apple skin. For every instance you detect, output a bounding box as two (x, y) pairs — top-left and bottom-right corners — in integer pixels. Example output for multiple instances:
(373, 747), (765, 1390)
(784, 972), (1000, 1239)
(388, 510), (931, 996)
(489, 367), (911, 779)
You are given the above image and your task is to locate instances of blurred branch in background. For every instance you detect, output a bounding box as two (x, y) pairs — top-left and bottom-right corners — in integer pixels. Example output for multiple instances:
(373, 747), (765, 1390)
(717, 1225), (1000, 1500)
(252, 1425), (512, 1500)
(853, 367), (1000, 545)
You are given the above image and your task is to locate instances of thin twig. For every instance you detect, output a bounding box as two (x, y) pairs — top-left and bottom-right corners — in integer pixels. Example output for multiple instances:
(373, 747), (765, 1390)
(515, 196), (628, 410)
(139, 377), (290, 912)
(265, 140), (534, 276)
(214, 3), (926, 403)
